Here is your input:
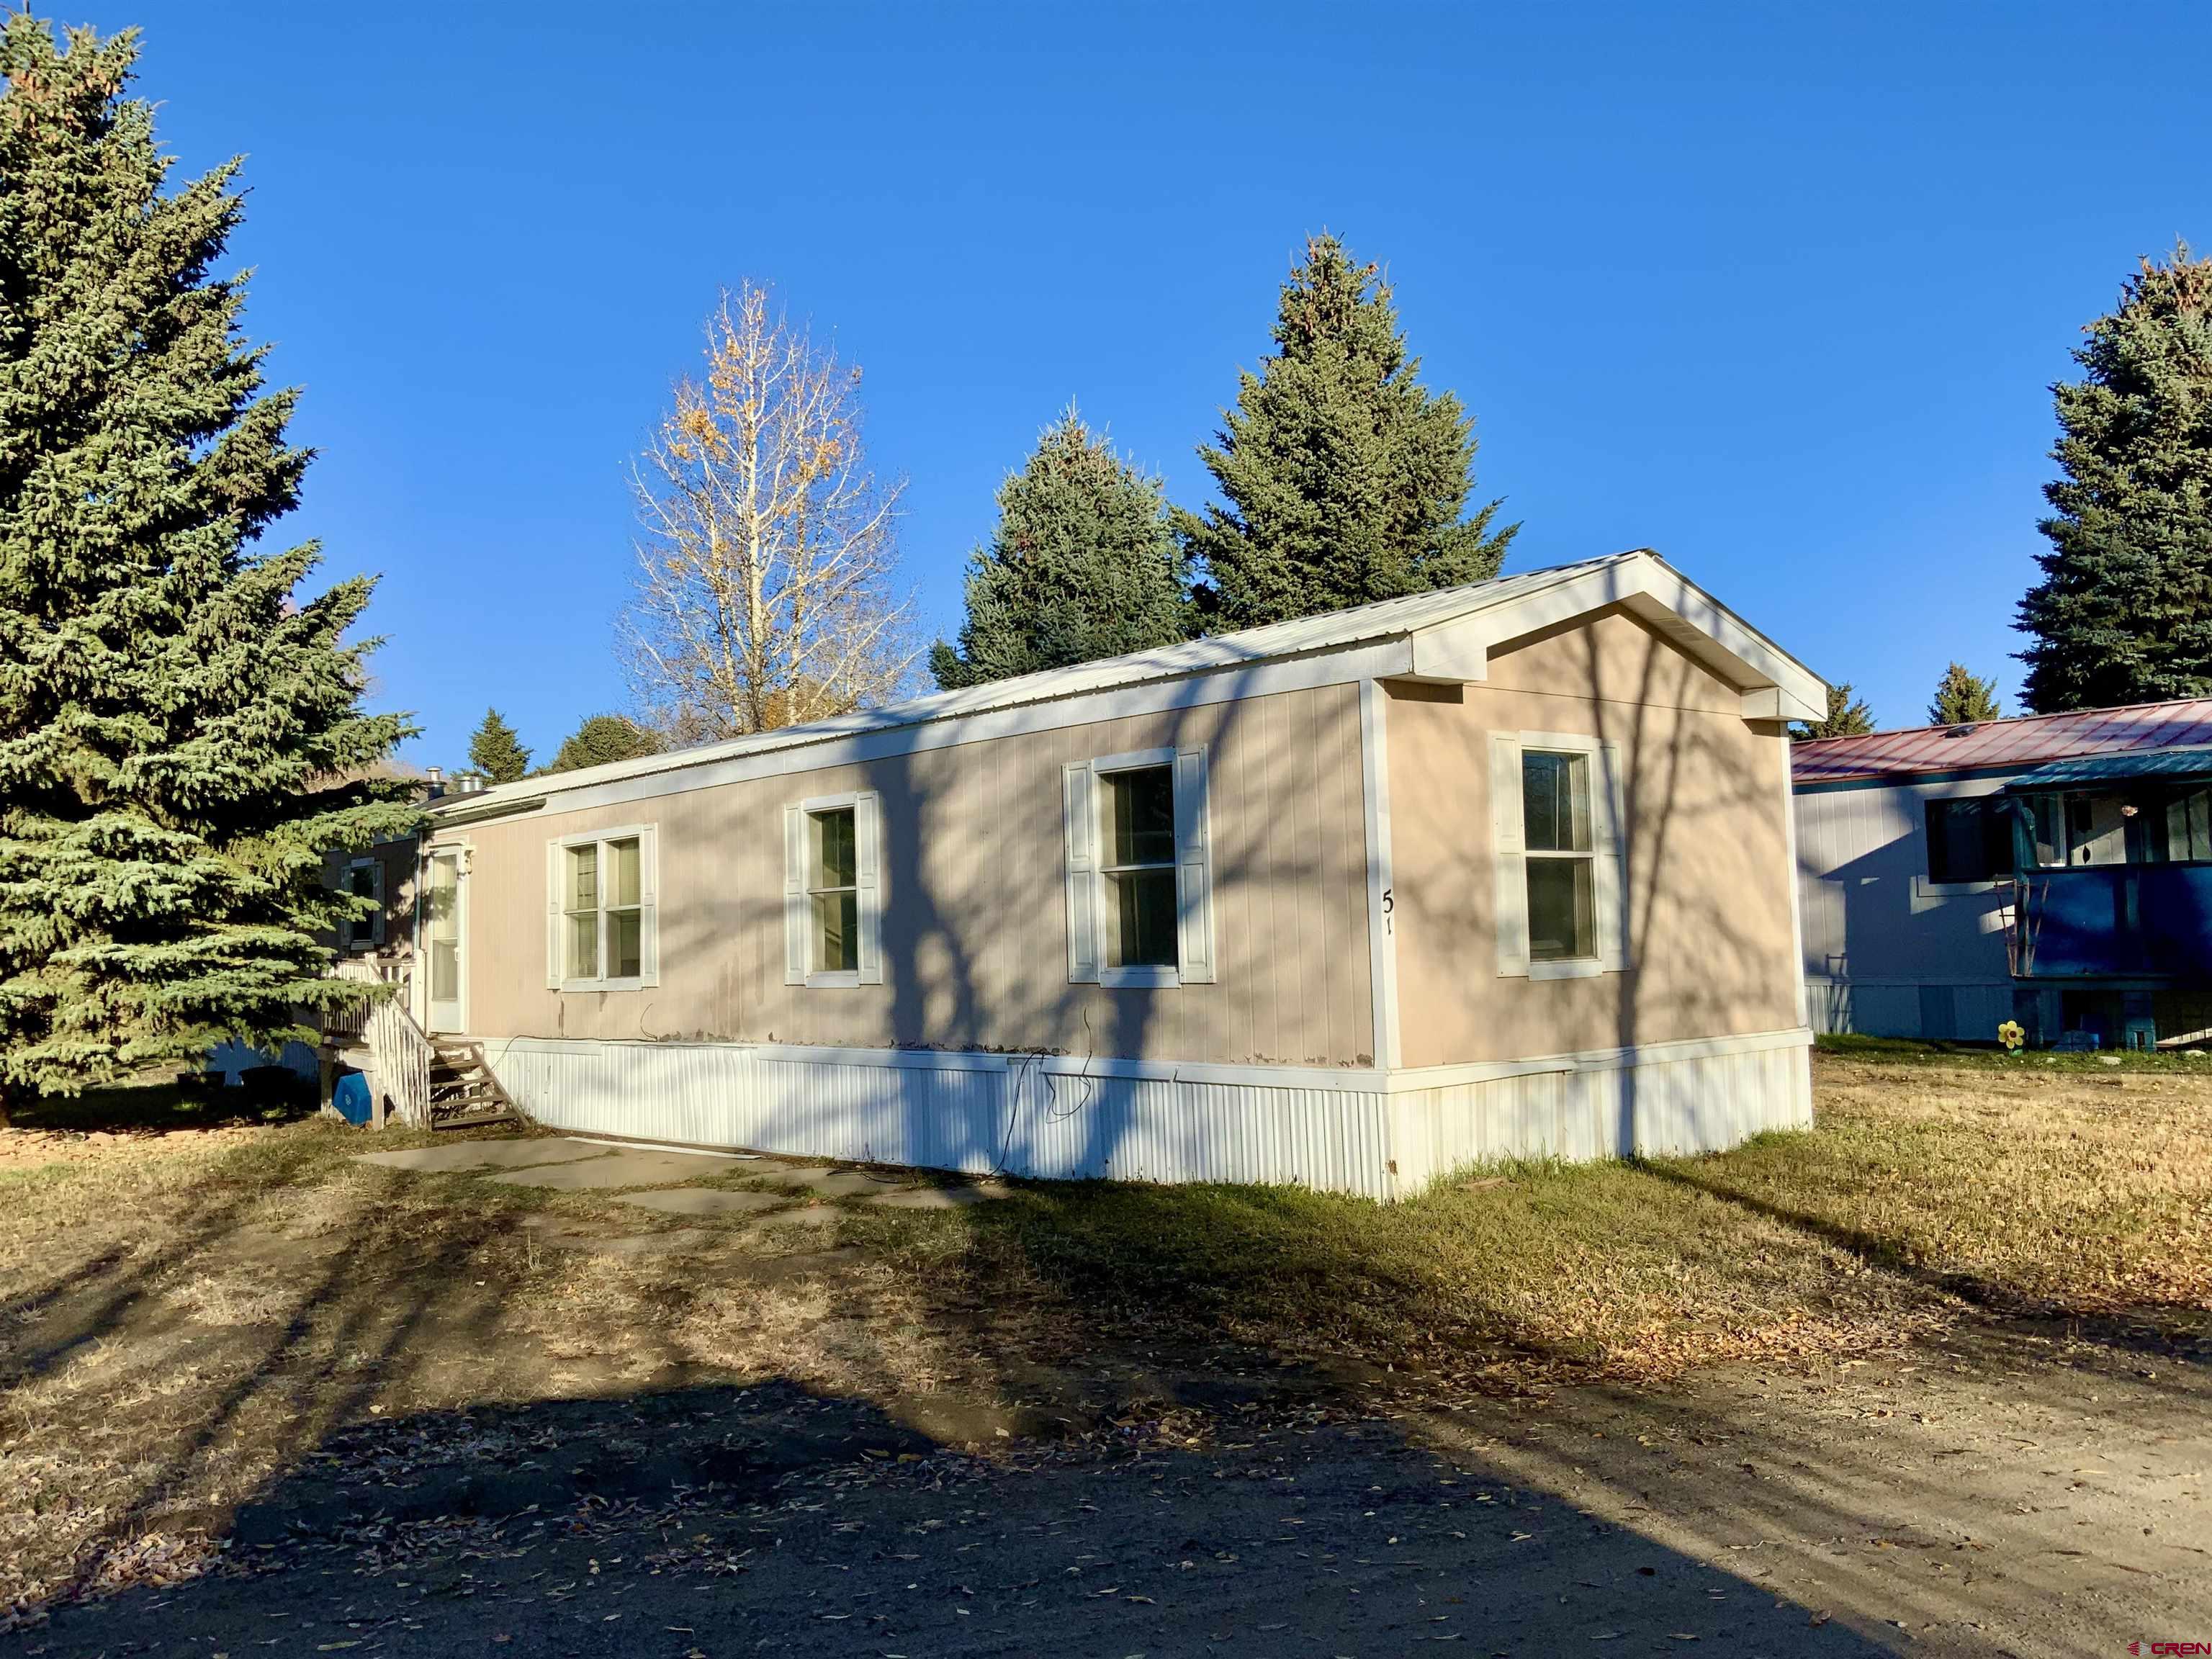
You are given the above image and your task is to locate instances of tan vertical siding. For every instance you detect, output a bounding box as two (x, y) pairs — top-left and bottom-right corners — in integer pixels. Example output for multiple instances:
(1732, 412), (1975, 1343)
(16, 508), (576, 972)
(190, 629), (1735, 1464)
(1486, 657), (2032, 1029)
(438, 682), (1374, 1069)
(1385, 608), (1801, 1069)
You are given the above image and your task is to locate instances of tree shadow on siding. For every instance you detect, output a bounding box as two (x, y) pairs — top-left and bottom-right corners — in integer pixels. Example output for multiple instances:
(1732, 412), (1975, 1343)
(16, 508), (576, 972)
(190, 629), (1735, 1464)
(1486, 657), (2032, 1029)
(860, 673), (1348, 1187)
(1385, 598), (1795, 1164)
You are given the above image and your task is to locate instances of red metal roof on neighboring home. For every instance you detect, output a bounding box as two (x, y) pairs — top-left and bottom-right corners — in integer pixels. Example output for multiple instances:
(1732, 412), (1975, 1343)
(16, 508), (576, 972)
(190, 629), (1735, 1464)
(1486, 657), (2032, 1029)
(1791, 696), (2212, 785)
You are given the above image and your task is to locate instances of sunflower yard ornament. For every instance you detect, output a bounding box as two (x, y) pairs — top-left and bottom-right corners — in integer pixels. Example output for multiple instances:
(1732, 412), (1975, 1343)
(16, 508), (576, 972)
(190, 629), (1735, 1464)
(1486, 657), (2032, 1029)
(1998, 1020), (2026, 1052)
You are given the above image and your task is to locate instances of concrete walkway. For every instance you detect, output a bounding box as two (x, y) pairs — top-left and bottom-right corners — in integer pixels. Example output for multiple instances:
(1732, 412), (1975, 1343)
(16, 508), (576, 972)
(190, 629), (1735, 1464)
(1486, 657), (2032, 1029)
(352, 1136), (1008, 1253)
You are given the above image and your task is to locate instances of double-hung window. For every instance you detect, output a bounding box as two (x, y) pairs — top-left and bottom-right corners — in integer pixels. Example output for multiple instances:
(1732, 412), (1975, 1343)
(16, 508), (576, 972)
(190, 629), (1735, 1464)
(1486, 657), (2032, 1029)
(809, 804), (859, 974)
(1063, 746), (1215, 987)
(783, 791), (883, 987)
(546, 827), (658, 989)
(1521, 750), (1596, 962)
(1100, 764), (1178, 969)
(1491, 732), (1625, 979)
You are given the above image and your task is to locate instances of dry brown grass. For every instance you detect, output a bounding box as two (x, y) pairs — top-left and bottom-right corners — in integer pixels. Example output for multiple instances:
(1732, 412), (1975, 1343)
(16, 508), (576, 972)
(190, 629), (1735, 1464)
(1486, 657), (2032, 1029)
(1, 1048), (2207, 1625)
(904, 1051), (2211, 1387)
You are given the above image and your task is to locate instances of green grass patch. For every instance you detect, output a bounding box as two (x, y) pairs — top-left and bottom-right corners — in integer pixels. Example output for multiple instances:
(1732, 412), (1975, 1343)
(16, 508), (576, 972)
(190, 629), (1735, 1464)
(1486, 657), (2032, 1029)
(1815, 1030), (2208, 1072)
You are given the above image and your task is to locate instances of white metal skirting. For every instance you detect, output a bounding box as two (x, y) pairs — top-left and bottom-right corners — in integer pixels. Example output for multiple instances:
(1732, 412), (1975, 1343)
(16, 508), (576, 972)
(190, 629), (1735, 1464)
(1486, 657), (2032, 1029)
(1387, 1034), (1815, 1189)
(480, 1028), (1812, 1201)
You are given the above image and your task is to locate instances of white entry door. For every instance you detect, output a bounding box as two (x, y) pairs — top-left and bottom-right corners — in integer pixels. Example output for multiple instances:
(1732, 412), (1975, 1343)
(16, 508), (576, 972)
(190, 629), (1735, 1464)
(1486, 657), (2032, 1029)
(426, 850), (466, 1033)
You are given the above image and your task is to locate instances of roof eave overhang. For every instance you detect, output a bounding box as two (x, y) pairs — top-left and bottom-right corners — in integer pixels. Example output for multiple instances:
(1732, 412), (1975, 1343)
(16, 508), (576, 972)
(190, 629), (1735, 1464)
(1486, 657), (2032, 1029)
(428, 793), (548, 829)
(1392, 553), (1827, 724)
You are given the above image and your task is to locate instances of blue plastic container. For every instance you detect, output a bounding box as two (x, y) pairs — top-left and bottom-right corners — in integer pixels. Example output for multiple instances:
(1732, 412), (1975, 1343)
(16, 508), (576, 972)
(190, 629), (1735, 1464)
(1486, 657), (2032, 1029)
(333, 1070), (373, 1125)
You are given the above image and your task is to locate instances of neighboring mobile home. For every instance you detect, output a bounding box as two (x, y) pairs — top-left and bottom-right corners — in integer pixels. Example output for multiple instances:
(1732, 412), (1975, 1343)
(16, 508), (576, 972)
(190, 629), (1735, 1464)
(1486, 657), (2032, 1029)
(384, 550), (1823, 1200)
(1794, 698), (2212, 1048)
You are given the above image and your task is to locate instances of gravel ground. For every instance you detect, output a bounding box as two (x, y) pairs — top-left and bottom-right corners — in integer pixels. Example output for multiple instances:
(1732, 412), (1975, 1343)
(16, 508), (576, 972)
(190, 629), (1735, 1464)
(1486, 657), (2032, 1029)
(21, 1317), (2206, 1659)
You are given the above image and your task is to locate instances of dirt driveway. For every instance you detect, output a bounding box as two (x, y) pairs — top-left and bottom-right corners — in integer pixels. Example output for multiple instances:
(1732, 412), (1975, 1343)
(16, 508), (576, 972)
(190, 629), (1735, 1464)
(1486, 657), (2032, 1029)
(7, 1053), (2211, 1653)
(24, 1316), (2206, 1658)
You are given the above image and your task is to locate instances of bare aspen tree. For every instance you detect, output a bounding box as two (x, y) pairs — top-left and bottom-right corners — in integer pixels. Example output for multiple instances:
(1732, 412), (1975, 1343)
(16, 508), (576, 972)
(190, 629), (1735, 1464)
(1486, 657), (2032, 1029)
(620, 284), (919, 741)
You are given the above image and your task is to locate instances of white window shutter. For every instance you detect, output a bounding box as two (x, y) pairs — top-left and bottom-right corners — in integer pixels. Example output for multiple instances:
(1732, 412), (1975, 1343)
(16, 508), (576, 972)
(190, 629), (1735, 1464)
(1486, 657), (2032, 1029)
(367, 862), (385, 947)
(1491, 734), (1530, 977)
(783, 803), (807, 985)
(637, 826), (660, 986)
(1596, 742), (1628, 972)
(1062, 761), (1100, 984)
(544, 840), (562, 989)
(853, 791), (884, 986)
(1174, 745), (1215, 983)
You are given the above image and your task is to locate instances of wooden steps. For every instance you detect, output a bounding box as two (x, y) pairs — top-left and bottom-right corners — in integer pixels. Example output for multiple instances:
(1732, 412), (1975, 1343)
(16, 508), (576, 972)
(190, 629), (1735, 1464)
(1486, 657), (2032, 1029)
(426, 1036), (520, 1131)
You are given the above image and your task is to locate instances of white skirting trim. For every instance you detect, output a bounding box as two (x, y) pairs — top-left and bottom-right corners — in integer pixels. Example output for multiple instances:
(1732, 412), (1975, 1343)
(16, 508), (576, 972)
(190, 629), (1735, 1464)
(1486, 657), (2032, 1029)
(480, 1027), (1813, 1202)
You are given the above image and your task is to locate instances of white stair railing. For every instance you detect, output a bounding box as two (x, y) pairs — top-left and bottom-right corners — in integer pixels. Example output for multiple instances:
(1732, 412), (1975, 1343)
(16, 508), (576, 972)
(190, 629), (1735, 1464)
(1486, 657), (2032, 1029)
(332, 958), (432, 1128)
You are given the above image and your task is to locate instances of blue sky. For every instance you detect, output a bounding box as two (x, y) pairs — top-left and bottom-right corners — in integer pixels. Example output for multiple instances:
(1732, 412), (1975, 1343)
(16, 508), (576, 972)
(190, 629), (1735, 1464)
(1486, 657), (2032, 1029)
(112, 1), (2210, 764)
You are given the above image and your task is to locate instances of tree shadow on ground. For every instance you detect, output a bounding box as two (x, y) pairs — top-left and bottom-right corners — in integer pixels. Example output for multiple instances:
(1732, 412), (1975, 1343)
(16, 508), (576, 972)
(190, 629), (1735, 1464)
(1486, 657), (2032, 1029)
(8, 1077), (320, 1136)
(27, 1376), (1905, 1659)
(10, 1125), (2208, 1655)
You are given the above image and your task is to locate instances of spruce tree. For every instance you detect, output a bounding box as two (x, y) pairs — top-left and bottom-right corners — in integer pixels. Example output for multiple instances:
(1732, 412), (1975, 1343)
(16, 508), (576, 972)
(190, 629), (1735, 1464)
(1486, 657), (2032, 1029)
(930, 409), (1189, 689)
(465, 707), (531, 783)
(0, 19), (418, 1110)
(1181, 234), (1516, 631)
(547, 714), (663, 773)
(2018, 243), (2212, 712)
(1790, 683), (1877, 741)
(1927, 662), (2002, 726)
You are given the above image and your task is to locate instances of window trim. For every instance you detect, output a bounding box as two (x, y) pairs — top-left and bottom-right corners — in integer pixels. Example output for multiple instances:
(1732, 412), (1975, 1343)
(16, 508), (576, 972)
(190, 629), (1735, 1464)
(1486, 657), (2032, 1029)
(784, 791), (883, 989)
(547, 823), (659, 993)
(1065, 745), (1215, 989)
(1491, 730), (1627, 981)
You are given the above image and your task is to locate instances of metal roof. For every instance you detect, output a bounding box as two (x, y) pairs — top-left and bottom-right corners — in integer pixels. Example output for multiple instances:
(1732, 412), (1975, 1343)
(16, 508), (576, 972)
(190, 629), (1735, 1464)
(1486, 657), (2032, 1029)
(1791, 697), (2212, 787)
(2002, 744), (2212, 791)
(435, 551), (1612, 814)
(437, 548), (1820, 819)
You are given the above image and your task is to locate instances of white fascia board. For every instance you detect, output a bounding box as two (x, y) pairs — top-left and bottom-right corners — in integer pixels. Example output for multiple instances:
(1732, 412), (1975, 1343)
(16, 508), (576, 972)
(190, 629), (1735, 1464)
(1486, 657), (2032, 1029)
(1399, 552), (1827, 724)
(507, 640), (1416, 819)
(1621, 564), (1827, 723)
(1403, 626), (1491, 683)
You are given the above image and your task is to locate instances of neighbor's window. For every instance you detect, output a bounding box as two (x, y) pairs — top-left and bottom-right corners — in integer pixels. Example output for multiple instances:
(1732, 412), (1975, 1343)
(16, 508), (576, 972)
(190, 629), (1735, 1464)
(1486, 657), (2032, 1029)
(1522, 749), (1596, 961)
(808, 806), (858, 974)
(2168, 789), (2212, 863)
(2023, 793), (2067, 868)
(563, 835), (644, 981)
(2067, 796), (2098, 864)
(1924, 798), (2015, 884)
(1100, 763), (1177, 969)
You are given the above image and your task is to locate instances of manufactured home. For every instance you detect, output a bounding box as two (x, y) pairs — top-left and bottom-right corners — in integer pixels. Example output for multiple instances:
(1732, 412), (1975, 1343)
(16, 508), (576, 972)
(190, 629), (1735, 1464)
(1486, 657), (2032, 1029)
(1794, 699), (2212, 1049)
(354, 551), (1824, 1200)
